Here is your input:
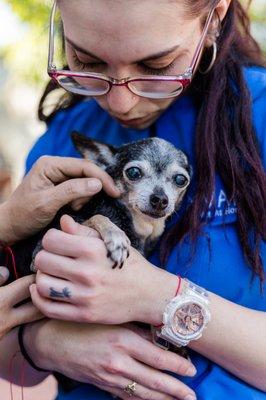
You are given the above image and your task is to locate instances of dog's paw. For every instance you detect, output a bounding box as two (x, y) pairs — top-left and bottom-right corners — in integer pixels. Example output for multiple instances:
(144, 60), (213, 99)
(104, 228), (131, 269)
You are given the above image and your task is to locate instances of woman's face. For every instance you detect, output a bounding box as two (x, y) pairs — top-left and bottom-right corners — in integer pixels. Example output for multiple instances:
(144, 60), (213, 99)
(59, 0), (204, 130)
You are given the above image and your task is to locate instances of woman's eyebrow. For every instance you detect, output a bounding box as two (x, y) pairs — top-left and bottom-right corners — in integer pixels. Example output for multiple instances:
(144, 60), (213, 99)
(140, 45), (180, 62)
(66, 37), (102, 60)
(65, 36), (179, 63)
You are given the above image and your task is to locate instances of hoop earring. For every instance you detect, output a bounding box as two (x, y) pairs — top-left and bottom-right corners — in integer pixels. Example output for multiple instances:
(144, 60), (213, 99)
(199, 42), (217, 75)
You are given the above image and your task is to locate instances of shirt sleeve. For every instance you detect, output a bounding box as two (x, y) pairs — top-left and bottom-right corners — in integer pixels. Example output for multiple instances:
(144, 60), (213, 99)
(25, 99), (97, 174)
(25, 130), (56, 174)
(25, 109), (67, 173)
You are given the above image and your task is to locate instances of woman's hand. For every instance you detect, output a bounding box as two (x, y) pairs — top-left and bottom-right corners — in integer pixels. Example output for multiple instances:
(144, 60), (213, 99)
(0, 274), (42, 339)
(0, 156), (120, 245)
(25, 319), (197, 400)
(31, 215), (178, 326)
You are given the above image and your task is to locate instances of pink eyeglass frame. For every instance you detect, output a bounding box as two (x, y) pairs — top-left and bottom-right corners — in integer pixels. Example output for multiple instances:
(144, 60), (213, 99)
(48, 0), (215, 98)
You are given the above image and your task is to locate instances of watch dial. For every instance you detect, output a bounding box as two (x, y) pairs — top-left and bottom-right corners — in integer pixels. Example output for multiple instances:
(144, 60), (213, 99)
(173, 303), (204, 336)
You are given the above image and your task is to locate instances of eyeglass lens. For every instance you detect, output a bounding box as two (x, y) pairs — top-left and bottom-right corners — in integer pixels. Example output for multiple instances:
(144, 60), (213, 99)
(57, 75), (184, 98)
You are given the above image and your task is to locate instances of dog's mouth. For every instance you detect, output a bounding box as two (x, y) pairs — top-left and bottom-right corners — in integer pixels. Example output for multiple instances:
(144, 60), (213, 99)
(140, 209), (167, 219)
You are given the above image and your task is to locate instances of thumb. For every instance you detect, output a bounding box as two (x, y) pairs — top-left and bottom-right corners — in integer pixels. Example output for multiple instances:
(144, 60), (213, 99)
(60, 215), (100, 238)
(0, 267), (10, 286)
(50, 178), (102, 211)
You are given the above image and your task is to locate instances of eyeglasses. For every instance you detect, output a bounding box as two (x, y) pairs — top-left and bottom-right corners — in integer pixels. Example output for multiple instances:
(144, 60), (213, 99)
(48, 1), (214, 99)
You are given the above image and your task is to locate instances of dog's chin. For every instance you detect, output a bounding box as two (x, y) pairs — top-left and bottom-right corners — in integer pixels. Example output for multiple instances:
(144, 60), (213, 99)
(140, 209), (167, 220)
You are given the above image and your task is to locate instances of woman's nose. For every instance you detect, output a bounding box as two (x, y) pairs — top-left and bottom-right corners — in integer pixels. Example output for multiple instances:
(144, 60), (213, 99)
(106, 84), (139, 115)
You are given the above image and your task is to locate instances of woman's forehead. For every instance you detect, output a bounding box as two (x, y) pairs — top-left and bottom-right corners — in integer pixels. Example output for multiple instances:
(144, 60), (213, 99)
(60, 0), (199, 63)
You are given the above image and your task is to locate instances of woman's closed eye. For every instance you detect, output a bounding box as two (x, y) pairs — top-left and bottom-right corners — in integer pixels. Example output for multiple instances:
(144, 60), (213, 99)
(71, 52), (106, 71)
(138, 61), (176, 75)
(70, 50), (187, 76)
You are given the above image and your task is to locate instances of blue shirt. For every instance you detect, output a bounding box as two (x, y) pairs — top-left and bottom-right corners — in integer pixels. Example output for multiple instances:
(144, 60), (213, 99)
(26, 66), (266, 400)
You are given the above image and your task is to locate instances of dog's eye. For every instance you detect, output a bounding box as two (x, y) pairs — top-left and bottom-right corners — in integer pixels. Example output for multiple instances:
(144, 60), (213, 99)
(125, 167), (142, 181)
(174, 174), (188, 187)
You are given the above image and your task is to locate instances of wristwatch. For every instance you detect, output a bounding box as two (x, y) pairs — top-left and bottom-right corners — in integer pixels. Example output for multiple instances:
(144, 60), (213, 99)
(152, 278), (211, 347)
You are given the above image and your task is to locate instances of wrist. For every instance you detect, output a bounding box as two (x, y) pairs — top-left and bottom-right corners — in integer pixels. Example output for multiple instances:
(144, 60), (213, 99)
(23, 319), (54, 372)
(139, 264), (185, 325)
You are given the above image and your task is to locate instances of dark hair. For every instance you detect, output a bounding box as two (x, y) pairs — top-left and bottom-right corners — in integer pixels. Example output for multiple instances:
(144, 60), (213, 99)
(38, 0), (266, 284)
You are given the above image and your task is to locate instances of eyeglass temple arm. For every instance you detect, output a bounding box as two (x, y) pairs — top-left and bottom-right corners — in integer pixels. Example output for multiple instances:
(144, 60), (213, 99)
(48, 0), (57, 71)
(189, 8), (215, 74)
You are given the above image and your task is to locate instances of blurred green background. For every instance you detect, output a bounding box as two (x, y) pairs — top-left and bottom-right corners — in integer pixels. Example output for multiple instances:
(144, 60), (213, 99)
(0, 0), (265, 193)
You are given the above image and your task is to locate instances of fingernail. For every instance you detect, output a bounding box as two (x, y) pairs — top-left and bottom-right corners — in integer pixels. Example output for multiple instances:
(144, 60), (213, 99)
(88, 179), (102, 191)
(184, 395), (197, 400)
(186, 366), (197, 377)
(0, 267), (9, 280)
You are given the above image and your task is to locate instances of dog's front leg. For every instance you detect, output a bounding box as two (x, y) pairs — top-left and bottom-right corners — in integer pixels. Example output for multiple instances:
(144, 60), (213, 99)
(83, 215), (131, 269)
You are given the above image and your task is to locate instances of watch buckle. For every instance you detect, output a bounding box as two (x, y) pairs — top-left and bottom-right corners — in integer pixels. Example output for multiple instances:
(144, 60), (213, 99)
(151, 326), (170, 350)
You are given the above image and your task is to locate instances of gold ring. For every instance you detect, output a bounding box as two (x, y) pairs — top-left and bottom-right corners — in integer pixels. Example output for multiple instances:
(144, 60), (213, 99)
(124, 381), (137, 396)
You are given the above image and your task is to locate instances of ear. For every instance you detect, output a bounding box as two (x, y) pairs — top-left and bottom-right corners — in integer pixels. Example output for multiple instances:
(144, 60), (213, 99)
(215, 0), (232, 22)
(205, 0), (231, 47)
(71, 132), (117, 169)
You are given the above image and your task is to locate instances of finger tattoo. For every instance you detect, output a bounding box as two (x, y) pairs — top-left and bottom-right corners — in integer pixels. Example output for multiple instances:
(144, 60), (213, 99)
(49, 287), (71, 299)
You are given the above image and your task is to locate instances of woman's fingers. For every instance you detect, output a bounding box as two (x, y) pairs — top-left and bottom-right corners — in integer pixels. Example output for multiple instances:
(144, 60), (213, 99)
(36, 156), (120, 198)
(40, 227), (100, 259)
(49, 177), (103, 211)
(3, 275), (36, 307)
(0, 275), (43, 337)
(10, 302), (43, 327)
(34, 246), (87, 281)
(30, 284), (81, 321)
(127, 332), (196, 377)
(0, 267), (9, 286)
(35, 271), (77, 304)
(60, 215), (101, 238)
(97, 381), (176, 400)
(121, 357), (196, 400)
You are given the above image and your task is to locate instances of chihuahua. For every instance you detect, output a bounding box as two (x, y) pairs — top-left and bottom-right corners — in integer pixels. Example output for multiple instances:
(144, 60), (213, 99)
(12, 132), (192, 276)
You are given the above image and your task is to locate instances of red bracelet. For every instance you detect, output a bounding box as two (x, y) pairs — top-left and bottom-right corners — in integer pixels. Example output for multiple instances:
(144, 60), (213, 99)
(2, 245), (19, 280)
(154, 275), (182, 329)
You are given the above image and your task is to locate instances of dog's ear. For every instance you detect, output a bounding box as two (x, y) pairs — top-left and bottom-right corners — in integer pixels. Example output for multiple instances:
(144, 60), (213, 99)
(71, 132), (117, 169)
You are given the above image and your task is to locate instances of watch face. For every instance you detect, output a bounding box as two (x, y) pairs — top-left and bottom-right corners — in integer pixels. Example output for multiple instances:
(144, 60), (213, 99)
(172, 302), (204, 336)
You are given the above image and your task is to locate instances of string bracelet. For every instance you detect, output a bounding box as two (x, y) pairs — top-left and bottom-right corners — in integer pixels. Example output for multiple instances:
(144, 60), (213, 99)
(154, 275), (182, 329)
(18, 324), (49, 373)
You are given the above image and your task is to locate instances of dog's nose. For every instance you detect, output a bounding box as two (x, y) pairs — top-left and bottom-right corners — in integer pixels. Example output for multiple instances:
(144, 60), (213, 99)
(150, 193), (169, 210)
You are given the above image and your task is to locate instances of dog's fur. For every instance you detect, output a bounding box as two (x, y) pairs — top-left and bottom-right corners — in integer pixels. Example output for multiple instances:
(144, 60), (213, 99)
(11, 132), (192, 391)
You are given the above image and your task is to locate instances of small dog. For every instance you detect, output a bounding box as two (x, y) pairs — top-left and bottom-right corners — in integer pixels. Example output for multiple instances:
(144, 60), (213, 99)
(12, 132), (192, 276)
(11, 133), (192, 392)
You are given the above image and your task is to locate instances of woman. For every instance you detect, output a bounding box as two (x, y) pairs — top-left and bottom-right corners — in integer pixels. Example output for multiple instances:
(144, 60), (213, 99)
(1, 0), (265, 399)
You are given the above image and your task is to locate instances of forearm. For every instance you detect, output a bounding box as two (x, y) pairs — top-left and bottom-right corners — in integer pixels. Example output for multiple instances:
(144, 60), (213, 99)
(141, 271), (266, 391)
(0, 325), (49, 386)
(189, 292), (266, 391)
